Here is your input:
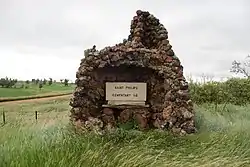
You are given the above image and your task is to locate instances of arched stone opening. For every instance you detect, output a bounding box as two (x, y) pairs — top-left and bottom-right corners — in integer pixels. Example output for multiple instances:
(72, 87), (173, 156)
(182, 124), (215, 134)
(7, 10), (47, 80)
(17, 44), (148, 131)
(92, 64), (165, 128)
(93, 64), (163, 102)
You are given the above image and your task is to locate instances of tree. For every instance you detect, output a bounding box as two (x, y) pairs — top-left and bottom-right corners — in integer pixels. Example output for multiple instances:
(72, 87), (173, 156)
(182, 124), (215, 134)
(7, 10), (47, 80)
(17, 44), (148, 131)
(0, 78), (6, 87)
(13, 79), (18, 86)
(43, 79), (47, 85)
(200, 73), (214, 83)
(25, 80), (30, 84)
(39, 82), (43, 90)
(48, 78), (53, 85)
(60, 79), (63, 83)
(35, 79), (39, 85)
(64, 79), (69, 86)
(230, 55), (250, 78)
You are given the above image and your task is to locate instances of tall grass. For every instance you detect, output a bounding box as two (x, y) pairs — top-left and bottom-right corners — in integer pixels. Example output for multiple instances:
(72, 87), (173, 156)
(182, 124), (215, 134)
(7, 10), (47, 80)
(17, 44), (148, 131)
(1, 99), (250, 167)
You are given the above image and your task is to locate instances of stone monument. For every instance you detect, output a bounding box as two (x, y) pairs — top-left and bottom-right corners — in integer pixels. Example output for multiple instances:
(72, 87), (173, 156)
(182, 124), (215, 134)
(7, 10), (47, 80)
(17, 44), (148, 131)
(69, 10), (196, 135)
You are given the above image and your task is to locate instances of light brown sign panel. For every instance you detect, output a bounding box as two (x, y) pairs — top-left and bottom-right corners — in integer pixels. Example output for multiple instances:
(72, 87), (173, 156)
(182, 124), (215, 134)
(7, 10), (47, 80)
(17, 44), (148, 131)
(105, 82), (147, 101)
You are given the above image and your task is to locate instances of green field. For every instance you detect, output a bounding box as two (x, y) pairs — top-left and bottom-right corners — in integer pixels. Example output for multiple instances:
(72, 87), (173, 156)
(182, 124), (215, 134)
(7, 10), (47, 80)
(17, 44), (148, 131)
(0, 98), (250, 167)
(0, 83), (75, 99)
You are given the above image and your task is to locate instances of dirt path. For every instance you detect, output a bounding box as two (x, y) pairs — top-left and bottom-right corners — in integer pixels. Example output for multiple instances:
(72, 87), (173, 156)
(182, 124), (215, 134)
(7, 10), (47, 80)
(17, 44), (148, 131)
(0, 94), (72, 105)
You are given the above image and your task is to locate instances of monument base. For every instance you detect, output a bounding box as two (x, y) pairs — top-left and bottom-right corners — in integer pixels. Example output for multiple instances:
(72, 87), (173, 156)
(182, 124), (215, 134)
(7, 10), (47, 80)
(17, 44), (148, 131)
(101, 106), (150, 130)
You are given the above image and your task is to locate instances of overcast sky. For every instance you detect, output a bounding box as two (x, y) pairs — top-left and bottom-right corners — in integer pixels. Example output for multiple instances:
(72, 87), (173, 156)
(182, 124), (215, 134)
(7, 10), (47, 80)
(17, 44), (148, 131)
(0, 0), (249, 81)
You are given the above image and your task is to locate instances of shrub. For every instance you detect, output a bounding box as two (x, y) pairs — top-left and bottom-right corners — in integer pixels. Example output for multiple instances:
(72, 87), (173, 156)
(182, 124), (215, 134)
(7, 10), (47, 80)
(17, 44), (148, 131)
(189, 78), (250, 105)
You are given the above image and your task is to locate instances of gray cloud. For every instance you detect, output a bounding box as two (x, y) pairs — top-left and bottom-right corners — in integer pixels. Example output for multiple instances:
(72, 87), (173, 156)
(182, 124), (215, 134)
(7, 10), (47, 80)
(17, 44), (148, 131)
(0, 0), (249, 80)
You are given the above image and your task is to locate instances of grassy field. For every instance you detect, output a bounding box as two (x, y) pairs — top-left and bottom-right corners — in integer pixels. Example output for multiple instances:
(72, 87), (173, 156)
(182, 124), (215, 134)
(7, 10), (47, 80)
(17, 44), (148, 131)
(0, 83), (75, 98)
(0, 98), (250, 167)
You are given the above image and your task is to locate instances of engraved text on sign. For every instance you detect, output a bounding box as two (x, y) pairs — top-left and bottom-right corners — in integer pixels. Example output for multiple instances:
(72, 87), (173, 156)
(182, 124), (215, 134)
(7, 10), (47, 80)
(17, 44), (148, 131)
(105, 82), (147, 105)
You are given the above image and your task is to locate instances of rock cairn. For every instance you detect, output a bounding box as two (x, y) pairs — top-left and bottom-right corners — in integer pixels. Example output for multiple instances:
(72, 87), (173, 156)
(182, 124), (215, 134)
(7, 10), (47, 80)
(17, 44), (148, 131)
(70, 10), (196, 135)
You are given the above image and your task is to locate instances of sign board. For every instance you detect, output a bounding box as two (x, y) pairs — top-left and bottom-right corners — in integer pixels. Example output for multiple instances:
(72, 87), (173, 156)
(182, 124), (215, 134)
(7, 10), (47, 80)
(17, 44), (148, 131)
(105, 82), (147, 105)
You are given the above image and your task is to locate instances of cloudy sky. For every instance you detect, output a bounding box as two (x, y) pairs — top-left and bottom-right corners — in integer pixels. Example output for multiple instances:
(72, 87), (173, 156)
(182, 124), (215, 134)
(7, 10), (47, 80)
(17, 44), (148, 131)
(0, 0), (249, 81)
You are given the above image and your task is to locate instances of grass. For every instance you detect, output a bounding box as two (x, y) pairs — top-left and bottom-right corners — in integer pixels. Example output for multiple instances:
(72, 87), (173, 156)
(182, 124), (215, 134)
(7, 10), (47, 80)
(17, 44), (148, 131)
(0, 83), (75, 99)
(1, 98), (250, 167)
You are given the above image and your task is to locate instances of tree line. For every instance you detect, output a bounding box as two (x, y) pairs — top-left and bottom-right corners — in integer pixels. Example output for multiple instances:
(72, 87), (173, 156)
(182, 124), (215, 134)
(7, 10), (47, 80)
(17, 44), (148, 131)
(0, 77), (70, 89)
(0, 77), (18, 88)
